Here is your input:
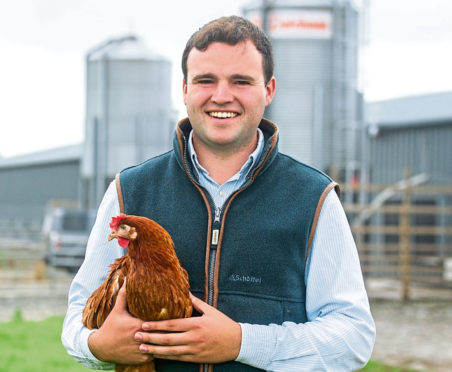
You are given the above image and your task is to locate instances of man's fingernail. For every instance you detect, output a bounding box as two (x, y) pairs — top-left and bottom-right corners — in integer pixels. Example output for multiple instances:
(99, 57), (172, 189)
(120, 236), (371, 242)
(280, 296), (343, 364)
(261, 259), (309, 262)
(142, 323), (149, 330)
(135, 332), (143, 341)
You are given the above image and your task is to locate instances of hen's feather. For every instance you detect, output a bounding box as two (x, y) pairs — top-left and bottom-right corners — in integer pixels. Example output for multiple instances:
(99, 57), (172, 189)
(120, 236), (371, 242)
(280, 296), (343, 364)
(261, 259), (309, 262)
(82, 256), (129, 329)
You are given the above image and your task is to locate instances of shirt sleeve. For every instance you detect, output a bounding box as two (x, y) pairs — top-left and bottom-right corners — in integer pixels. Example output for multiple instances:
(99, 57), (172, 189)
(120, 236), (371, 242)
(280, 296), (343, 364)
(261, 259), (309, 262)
(61, 180), (123, 369)
(236, 189), (376, 371)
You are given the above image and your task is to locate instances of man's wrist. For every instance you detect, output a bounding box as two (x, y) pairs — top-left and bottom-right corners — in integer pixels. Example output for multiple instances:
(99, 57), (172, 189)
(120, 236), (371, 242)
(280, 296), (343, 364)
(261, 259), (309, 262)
(79, 328), (114, 368)
(87, 330), (109, 362)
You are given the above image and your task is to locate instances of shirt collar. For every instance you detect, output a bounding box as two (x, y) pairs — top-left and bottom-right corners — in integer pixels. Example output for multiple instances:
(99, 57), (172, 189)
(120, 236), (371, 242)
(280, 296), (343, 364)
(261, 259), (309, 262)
(187, 128), (265, 183)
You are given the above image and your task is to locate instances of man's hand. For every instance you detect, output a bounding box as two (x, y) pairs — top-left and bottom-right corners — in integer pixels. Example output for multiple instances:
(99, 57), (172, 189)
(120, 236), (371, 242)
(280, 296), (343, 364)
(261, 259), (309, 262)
(135, 294), (242, 364)
(87, 283), (154, 365)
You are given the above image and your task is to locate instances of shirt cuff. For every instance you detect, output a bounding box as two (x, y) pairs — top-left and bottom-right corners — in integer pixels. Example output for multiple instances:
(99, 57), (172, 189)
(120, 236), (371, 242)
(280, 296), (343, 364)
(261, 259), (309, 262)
(80, 328), (115, 369)
(236, 323), (275, 369)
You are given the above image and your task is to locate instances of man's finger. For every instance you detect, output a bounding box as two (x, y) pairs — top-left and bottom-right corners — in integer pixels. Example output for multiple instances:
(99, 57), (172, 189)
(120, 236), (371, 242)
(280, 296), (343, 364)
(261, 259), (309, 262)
(142, 314), (199, 333)
(139, 343), (193, 360)
(136, 329), (188, 346)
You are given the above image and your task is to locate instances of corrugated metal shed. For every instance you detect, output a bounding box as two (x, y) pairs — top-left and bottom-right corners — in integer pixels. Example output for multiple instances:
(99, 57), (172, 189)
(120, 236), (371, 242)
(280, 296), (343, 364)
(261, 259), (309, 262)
(364, 91), (452, 185)
(0, 145), (82, 227)
(360, 91), (452, 263)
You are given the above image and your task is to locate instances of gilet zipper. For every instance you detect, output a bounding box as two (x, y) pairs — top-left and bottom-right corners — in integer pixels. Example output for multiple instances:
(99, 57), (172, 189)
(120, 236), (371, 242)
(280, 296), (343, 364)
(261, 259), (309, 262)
(201, 206), (221, 372)
(207, 206), (221, 305)
(179, 135), (219, 372)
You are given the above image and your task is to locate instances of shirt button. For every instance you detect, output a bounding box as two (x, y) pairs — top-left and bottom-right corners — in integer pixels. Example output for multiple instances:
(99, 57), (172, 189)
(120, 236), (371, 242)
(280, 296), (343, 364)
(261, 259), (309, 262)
(219, 190), (225, 197)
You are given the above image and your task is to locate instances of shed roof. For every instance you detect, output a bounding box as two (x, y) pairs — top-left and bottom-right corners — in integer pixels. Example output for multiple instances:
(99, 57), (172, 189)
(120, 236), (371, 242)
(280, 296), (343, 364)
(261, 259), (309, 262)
(0, 144), (82, 170)
(367, 91), (452, 129)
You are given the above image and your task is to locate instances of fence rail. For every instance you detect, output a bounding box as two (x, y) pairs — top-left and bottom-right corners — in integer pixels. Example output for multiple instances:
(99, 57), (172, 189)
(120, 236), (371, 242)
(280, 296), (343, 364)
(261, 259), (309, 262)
(342, 178), (452, 300)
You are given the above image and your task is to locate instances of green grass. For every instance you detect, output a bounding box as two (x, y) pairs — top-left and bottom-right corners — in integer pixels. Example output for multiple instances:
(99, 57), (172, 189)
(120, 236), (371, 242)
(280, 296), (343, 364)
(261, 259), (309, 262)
(0, 310), (424, 372)
(0, 310), (90, 372)
(360, 360), (426, 372)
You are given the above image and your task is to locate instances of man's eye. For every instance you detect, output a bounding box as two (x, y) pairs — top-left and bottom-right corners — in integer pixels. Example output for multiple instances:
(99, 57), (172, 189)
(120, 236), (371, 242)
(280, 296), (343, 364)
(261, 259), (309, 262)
(235, 80), (250, 85)
(196, 79), (213, 84)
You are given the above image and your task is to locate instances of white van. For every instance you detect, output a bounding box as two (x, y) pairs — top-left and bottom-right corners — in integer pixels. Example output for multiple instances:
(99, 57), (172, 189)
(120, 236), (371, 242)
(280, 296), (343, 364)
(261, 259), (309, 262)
(42, 208), (96, 272)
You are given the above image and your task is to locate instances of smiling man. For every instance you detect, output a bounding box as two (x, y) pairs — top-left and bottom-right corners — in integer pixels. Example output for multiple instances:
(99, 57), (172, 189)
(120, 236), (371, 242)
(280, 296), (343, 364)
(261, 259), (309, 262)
(63, 16), (375, 372)
(183, 39), (275, 184)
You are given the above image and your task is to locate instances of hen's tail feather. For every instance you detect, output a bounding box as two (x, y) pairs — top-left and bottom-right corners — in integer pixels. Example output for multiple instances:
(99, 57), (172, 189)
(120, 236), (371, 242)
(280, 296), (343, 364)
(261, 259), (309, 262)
(115, 361), (155, 372)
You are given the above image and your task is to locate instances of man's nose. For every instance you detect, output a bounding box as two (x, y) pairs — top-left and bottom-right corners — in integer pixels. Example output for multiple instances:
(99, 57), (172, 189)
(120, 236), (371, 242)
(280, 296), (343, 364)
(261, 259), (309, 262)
(211, 81), (233, 104)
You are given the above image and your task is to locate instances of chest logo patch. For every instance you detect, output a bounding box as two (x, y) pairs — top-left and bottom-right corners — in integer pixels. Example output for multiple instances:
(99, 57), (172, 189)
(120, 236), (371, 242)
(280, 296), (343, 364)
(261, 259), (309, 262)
(229, 274), (262, 284)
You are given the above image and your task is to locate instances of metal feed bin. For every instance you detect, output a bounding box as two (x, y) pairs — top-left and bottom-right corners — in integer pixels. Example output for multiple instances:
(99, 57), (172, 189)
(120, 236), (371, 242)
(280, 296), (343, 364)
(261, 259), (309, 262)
(81, 35), (176, 208)
(243, 0), (362, 179)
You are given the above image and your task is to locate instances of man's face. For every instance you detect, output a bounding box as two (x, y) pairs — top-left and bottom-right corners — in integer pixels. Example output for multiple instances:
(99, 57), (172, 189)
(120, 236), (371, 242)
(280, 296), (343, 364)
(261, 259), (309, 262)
(183, 40), (276, 156)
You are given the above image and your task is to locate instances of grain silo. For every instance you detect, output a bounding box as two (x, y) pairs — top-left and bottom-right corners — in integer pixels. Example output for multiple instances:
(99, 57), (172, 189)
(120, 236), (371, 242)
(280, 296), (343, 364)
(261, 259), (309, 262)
(243, 0), (362, 180)
(81, 35), (176, 208)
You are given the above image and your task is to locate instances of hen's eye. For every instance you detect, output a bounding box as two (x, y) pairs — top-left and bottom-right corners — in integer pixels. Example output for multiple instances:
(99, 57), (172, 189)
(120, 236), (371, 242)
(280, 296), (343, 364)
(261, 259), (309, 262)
(119, 225), (127, 231)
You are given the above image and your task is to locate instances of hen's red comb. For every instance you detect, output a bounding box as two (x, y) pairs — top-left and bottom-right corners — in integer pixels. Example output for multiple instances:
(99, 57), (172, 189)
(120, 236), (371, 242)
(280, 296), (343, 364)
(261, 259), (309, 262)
(110, 214), (126, 230)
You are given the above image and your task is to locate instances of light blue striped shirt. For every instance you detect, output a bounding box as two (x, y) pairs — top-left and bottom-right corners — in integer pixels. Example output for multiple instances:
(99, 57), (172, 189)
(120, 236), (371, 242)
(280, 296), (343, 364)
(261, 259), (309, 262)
(62, 130), (375, 371)
(187, 128), (264, 210)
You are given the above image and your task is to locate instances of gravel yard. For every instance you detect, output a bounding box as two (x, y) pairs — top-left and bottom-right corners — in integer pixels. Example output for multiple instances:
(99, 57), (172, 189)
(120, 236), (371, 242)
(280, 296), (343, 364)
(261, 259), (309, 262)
(369, 300), (452, 372)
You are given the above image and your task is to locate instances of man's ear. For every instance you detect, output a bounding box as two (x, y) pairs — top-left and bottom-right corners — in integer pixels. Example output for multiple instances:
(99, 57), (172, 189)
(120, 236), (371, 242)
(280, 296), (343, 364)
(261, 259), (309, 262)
(265, 77), (276, 106)
(182, 79), (188, 105)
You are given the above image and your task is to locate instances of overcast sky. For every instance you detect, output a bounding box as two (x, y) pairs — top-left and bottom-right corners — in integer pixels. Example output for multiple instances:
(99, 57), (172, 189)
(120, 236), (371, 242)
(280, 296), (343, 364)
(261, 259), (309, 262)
(1, 0), (451, 158)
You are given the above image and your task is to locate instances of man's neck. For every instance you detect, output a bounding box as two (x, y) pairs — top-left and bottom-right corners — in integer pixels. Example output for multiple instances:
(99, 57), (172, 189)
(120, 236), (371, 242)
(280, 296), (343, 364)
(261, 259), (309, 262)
(193, 135), (258, 185)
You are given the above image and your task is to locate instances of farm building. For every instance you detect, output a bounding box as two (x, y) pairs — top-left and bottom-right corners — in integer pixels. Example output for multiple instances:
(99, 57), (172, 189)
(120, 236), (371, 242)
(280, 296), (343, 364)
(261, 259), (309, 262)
(363, 91), (452, 186)
(0, 145), (82, 240)
(352, 91), (452, 292)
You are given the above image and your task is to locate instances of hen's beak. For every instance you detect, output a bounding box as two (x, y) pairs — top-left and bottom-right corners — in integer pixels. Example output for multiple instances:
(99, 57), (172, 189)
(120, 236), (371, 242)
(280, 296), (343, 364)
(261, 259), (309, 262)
(108, 231), (118, 241)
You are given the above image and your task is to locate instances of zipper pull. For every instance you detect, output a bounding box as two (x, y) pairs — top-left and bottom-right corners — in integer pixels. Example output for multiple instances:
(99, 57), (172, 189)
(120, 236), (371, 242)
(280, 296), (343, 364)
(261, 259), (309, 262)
(212, 207), (221, 245)
(212, 229), (219, 245)
(214, 207), (221, 223)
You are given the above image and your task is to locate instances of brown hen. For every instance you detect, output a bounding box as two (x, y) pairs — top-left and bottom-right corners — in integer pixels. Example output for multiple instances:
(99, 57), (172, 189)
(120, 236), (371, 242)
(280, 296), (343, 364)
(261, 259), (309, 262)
(82, 214), (192, 372)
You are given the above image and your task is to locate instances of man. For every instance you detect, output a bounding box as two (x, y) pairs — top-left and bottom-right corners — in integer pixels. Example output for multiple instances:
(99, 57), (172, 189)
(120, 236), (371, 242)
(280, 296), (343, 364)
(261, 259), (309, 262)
(63, 16), (375, 371)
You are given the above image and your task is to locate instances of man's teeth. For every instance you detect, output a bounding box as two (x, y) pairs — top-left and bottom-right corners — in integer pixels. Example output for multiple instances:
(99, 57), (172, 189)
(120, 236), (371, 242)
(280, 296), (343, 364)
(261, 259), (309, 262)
(209, 112), (238, 118)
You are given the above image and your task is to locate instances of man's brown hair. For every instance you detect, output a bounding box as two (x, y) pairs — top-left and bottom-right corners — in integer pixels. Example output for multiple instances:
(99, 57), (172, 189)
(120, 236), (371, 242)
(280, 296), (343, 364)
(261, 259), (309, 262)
(182, 16), (274, 84)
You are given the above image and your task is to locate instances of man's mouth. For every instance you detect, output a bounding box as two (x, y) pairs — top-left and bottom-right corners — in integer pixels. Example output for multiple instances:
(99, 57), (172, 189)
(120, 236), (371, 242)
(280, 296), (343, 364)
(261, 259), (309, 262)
(208, 111), (238, 119)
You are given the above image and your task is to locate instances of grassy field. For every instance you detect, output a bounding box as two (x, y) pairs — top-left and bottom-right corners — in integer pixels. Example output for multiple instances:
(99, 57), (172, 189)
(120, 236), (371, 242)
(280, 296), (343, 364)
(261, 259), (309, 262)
(0, 311), (423, 372)
(360, 361), (425, 372)
(0, 311), (88, 372)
